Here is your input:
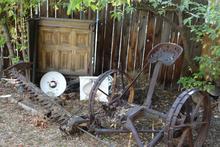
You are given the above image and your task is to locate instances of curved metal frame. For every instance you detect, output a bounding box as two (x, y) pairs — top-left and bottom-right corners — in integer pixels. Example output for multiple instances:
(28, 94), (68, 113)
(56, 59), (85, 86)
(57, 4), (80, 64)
(89, 69), (135, 123)
(2, 43), (212, 147)
(164, 89), (211, 147)
(87, 43), (211, 147)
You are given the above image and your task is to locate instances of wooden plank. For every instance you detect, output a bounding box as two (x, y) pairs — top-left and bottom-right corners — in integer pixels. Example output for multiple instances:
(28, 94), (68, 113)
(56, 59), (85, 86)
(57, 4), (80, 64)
(133, 11), (141, 71)
(141, 11), (149, 69)
(134, 11), (149, 71)
(127, 10), (139, 72)
(117, 5), (125, 69)
(145, 13), (157, 79)
(125, 10), (133, 72)
(110, 7), (116, 69)
(101, 6), (113, 72)
(35, 3), (186, 88)
(39, 17), (94, 29)
(157, 12), (173, 88)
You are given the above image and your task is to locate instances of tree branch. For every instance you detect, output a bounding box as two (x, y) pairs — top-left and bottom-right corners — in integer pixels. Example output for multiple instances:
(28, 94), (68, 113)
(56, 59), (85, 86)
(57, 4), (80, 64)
(136, 5), (182, 31)
(1, 21), (15, 59)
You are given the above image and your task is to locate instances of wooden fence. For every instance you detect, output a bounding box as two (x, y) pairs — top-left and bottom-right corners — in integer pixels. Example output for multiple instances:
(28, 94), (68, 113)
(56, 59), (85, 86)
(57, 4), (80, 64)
(30, 1), (187, 89)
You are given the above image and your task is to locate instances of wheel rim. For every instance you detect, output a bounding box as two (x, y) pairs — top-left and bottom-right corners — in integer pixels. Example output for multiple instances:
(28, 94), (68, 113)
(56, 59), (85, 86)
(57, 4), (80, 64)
(165, 89), (211, 147)
(88, 69), (135, 127)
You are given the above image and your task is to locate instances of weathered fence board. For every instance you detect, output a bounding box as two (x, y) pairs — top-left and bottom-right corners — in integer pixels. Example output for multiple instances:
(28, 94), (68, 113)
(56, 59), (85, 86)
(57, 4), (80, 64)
(30, 1), (194, 89)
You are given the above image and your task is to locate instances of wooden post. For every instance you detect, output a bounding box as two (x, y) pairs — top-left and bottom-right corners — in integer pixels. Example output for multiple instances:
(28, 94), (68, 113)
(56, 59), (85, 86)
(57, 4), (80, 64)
(93, 10), (99, 73)
(101, 4), (108, 73)
(125, 10), (133, 72)
(117, 5), (125, 69)
(141, 12), (149, 70)
(46, 0), (49, 17)
(133, 12), (141, 71)
(110, 7), (116, 69)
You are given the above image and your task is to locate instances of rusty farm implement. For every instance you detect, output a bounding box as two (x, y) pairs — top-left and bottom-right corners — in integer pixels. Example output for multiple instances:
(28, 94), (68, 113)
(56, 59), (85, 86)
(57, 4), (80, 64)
(1, 43), (212, 147)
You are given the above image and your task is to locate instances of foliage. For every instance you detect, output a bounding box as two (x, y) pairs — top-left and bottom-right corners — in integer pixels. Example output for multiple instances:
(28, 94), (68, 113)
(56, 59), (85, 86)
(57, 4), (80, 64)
(178, 72), (215, 92)
(67, 0), (133, 20)
(0, 0), (40, 64)
(177, 1), (220, 91)
(11, 56), (20, 64)
(143, 0), (220, 91)
(66, 0), (220, 92)
(178, 3), (219, 92)
(0, 35), (6, 48)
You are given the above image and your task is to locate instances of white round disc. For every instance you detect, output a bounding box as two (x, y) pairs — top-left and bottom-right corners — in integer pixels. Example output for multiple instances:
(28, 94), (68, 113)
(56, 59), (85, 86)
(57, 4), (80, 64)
(40, 71), (66, 97)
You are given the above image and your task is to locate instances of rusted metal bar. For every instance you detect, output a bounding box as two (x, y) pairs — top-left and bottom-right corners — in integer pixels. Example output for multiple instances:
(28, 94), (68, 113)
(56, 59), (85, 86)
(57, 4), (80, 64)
(77, 127), (114, 146)
(147, 129), (164, 147)
(144, 62), (162, 107)
(126, 118), (144, 147)
(95, 128), (160, 134)
(145, 108), (167, 120)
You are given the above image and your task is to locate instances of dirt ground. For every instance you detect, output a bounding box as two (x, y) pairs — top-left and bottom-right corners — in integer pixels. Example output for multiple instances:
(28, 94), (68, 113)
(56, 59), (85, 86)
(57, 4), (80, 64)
(1, 82), (220, 147)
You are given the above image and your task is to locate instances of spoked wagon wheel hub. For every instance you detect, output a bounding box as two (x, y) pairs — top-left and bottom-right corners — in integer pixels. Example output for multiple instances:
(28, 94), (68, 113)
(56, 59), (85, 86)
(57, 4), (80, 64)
(88, 69), (135, 127)
(165, 89), (212, 147)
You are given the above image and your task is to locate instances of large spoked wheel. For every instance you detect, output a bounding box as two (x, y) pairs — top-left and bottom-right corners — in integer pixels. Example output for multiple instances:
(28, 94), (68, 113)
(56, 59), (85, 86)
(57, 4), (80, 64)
(89, 69), (135, 127)
(165, 89), (212, 147)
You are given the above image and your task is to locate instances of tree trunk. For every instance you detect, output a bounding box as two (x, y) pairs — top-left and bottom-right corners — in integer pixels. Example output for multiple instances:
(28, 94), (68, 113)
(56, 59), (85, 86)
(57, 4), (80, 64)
(1, 21), (15, 62)
(177, 11), (197, 74)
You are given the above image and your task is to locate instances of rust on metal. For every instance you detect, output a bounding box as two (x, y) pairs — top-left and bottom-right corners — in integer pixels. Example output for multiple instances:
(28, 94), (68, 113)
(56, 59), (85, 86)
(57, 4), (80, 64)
(2, 43), (212, 147)
(87, 43), (211, 147)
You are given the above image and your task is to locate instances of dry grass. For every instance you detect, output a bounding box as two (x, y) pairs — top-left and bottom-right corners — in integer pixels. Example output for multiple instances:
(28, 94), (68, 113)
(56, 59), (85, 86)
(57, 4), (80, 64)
(1, 81), (220, 147)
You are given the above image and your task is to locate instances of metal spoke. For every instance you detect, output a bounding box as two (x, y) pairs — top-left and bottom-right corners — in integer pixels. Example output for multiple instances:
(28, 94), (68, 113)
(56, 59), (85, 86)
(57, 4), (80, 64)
(177, 129), (189, 147)
(173, 121), (208, 128)
(191, 97), (203, 120)
(187, 128), (193, 147)
(97, 88), (109, 97)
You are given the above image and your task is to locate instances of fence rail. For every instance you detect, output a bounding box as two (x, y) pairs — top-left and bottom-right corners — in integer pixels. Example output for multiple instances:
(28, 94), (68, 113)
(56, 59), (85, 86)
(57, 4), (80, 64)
(29, 0), (187, 89)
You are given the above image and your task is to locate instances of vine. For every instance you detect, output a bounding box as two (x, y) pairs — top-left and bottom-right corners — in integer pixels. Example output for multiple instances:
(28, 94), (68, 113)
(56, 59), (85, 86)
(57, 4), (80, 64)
(0, 0), (39, 64)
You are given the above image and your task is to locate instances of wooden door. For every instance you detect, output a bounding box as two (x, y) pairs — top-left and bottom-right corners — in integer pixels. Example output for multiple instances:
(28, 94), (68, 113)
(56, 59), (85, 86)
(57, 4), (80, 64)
(38, 18), (94, 76)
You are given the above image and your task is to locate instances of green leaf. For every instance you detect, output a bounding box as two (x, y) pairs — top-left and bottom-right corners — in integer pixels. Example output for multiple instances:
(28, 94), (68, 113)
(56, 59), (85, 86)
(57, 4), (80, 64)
(0, 35), (6, 47)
